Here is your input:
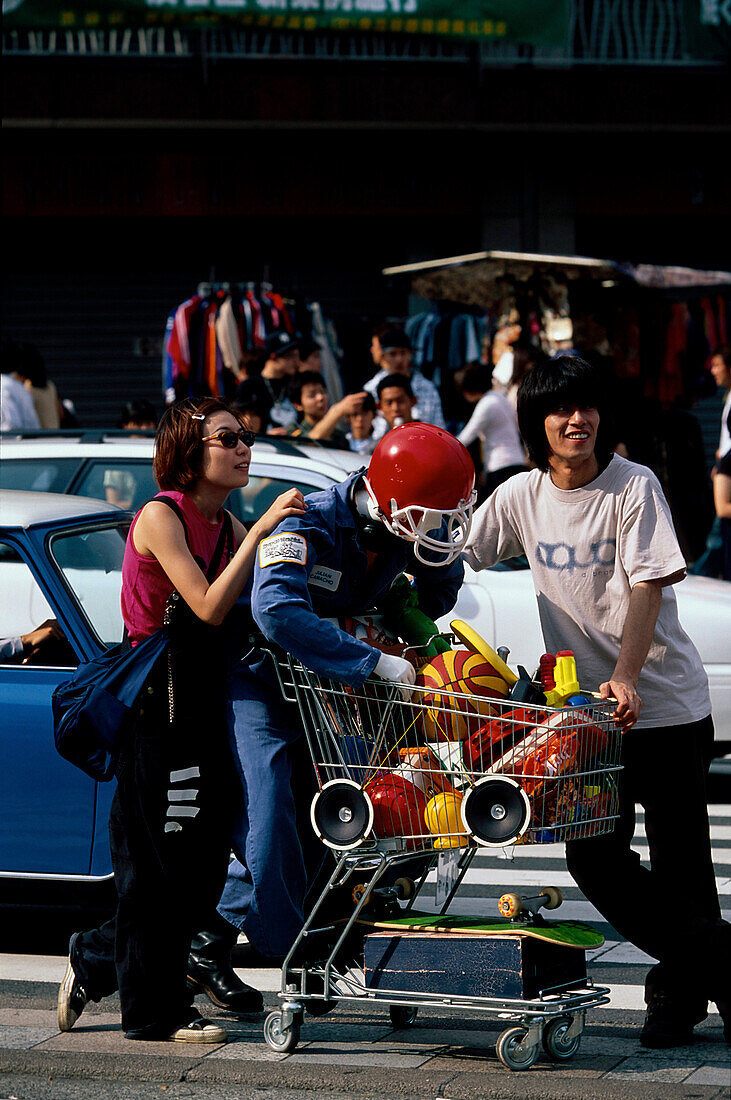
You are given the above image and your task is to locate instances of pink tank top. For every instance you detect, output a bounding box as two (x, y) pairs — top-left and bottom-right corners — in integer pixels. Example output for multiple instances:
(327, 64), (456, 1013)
(121, 491), (230, 643)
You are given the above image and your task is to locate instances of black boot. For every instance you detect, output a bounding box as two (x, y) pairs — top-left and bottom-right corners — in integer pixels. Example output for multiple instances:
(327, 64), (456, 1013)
(187, 924), (263, 1015)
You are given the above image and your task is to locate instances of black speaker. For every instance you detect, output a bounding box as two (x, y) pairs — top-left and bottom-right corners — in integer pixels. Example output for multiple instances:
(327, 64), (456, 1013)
(310, 780), (374, 850)
(461, 777), (531, 847)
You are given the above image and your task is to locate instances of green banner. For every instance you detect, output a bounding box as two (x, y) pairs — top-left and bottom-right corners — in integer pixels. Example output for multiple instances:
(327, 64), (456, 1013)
(2, 0), (570, 44)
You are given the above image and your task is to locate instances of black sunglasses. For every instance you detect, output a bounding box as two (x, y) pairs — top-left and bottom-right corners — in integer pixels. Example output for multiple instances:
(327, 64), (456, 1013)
(201, 428), (256, 449)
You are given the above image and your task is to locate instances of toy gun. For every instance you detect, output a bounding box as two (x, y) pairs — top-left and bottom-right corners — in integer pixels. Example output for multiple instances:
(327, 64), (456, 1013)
(384, 575), (450, 661)
(539, 650), (588, 707)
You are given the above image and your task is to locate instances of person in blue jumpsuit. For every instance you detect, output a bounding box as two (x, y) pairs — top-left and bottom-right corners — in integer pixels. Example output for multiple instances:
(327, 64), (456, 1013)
(216, 423), (476, 963)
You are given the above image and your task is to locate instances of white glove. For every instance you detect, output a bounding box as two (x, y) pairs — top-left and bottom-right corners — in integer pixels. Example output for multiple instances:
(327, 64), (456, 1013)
(373, 652), (416, 700)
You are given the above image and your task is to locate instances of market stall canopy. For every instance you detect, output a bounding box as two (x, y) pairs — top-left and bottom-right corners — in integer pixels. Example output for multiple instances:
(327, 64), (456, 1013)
(382, 251), (731, 309)
(382, 251), (627, 309)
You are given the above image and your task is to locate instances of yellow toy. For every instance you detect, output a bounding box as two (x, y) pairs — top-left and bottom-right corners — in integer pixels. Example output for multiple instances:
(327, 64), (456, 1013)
(424, 791), (469, 849)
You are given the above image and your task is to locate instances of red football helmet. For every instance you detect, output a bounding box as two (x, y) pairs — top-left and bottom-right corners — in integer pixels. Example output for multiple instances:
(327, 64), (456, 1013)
(364, 423), (476, 566)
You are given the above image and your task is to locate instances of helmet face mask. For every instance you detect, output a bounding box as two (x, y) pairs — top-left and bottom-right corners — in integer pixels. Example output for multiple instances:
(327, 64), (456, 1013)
(364, 423), (476, 567)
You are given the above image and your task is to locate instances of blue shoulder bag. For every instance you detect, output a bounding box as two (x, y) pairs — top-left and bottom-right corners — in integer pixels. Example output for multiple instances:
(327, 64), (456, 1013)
(52, 496), (233, 782)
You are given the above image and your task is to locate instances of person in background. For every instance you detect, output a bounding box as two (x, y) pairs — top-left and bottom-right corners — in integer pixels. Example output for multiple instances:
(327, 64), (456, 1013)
(120, 400), (157, 432)
(296, 338), (323, 374)
(1, 619), (66, 663)
(1, 340), (42, 431)
(506, 342), (541, 410)
(376, 375), (417, 432)
(15, 341), (62, 429)
(287, 371), (365, 448)
(710, 346), (731, 463)
(713, 410), (731, 582)
(463, 354), (728, 1049)
(345, 391), (378, 455)
(364, 327), (446, 430)
(232, 378), (271, 436)
(254, 332), (301, 432)
(690, 345), (731, 578)
(455, 362), (528, 502)
(57, 397), (307, 1045)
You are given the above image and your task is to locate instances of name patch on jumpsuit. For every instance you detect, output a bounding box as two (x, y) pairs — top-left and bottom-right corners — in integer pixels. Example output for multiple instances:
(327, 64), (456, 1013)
(308, 565), (342, 592)
(259, 533), (307, 567)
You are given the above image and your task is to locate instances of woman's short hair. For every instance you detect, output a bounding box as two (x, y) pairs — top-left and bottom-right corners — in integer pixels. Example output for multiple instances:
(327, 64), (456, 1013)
(516, 354), (615, 472)
(153, 397), (245, 491)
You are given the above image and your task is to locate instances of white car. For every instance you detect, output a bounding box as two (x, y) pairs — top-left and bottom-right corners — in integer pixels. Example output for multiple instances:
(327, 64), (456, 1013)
(2, 431), (730, 755)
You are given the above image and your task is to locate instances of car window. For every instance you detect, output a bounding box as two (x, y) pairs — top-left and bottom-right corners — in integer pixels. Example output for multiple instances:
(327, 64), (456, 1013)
(0, 458), (80, 494)
(0, 540), (77, 667)
(49, 524), (127, 647)
(74, 461), (158, 514)
(226, 472), (328, 525)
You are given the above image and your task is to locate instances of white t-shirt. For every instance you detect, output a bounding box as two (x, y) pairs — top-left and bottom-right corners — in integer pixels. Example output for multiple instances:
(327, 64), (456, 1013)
(463, 454), (710, 729)
(719, 389), (731, 458)
(457, 390), (526, 474)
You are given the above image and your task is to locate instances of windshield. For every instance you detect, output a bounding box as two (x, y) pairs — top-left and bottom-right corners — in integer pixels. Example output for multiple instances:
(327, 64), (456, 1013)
(49, 522), (128, 647)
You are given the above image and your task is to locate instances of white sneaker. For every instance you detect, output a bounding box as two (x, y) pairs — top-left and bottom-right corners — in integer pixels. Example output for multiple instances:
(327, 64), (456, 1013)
(168, 1015), (227, 1043)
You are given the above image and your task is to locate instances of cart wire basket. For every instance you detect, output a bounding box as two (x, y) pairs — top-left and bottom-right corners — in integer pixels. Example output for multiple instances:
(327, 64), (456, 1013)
(272, 649), (622, 855)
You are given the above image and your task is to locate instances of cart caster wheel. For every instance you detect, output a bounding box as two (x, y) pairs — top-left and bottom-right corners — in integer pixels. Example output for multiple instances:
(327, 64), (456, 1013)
(540, 886), (563, 910)
(390, 1005), (418, 1028)
(498, 892), (522, 919)
(393, 876), (415, 901)
(496, 1026), (539, 1071)
(264, 1010), (301, 1054)
(542, 1016), (581, 1061)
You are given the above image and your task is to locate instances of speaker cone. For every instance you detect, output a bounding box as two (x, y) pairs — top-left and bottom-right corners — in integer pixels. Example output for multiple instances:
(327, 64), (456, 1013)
(461, 776), (531, 847)
(310, 780), (374, 850)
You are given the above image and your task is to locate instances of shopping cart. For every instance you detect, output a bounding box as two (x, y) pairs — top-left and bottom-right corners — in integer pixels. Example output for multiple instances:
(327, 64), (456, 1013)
(262, 642), (622, 1070)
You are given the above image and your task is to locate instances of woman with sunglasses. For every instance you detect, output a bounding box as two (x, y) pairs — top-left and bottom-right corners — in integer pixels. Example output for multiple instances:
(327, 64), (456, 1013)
(58, 397), (305, 1045)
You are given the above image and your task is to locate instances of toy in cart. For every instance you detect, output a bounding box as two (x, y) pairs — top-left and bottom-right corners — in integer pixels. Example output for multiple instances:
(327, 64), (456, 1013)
(262, 617), (622, 1071)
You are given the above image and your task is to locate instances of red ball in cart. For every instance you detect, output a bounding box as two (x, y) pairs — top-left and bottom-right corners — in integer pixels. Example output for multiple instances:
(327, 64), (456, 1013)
(416, 648), (508, 742)
(367, 772), (428, 849)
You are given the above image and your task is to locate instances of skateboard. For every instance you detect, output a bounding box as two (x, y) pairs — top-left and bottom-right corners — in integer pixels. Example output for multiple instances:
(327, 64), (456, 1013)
(356, 910), (604, 949)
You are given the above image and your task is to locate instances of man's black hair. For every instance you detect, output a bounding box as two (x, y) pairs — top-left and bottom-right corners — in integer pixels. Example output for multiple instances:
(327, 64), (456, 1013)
(289, 370), (327, 406)
(353, 391), (377, 415)
(376, 374), (414, 400)
(516, 354), (616, 472)
(121, 399), (157, 428)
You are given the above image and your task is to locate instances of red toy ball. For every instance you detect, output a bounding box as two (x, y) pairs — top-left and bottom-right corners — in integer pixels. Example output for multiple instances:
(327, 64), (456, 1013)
(367, 773), (428, 848)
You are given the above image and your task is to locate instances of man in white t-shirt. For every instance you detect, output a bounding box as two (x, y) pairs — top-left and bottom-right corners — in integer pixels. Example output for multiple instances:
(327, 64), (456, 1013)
(463, 355), (729, 1049)
(710, 345), (731, 462)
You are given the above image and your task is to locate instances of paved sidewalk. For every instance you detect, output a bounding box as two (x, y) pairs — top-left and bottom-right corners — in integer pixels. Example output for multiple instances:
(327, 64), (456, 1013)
(1, 974), (728, 1100)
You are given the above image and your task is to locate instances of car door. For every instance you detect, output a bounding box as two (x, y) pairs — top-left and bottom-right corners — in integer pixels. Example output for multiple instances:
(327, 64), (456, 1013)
(0, 536), (99, 878)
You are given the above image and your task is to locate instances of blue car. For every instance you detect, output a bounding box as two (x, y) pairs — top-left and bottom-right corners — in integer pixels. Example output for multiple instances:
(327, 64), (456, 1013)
(0, 490), (129, 888)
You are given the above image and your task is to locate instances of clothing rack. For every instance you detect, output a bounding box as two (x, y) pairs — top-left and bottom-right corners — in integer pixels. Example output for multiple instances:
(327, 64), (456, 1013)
(162, 284), (343, 406)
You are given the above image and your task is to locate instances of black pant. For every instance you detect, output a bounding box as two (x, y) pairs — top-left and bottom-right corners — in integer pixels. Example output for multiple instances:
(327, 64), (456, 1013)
(72, 655), (237, 1038)
(566, 715), (729, 1000)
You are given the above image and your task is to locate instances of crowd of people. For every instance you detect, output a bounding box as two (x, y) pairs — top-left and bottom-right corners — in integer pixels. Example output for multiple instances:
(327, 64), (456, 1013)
(2, 324), (730, 1051)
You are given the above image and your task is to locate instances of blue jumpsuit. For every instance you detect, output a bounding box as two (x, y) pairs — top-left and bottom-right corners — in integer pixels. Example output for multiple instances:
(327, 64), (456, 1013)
(217, 474), (463, 957)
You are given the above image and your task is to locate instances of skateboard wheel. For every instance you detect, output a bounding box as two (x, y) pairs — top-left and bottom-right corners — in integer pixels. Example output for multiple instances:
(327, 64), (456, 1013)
(540, 886), (563, 910)
(389, 1004), (418, 1028)
(264, 1010), (301, 1053)
(310, 780), (374, 850)
(498, 893), (522, 919)
(496, 1026), (539, 1071)
(392, 876), (415, 901)
(542, 1016), (580, 1061)
(352, 882), (372, 906)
